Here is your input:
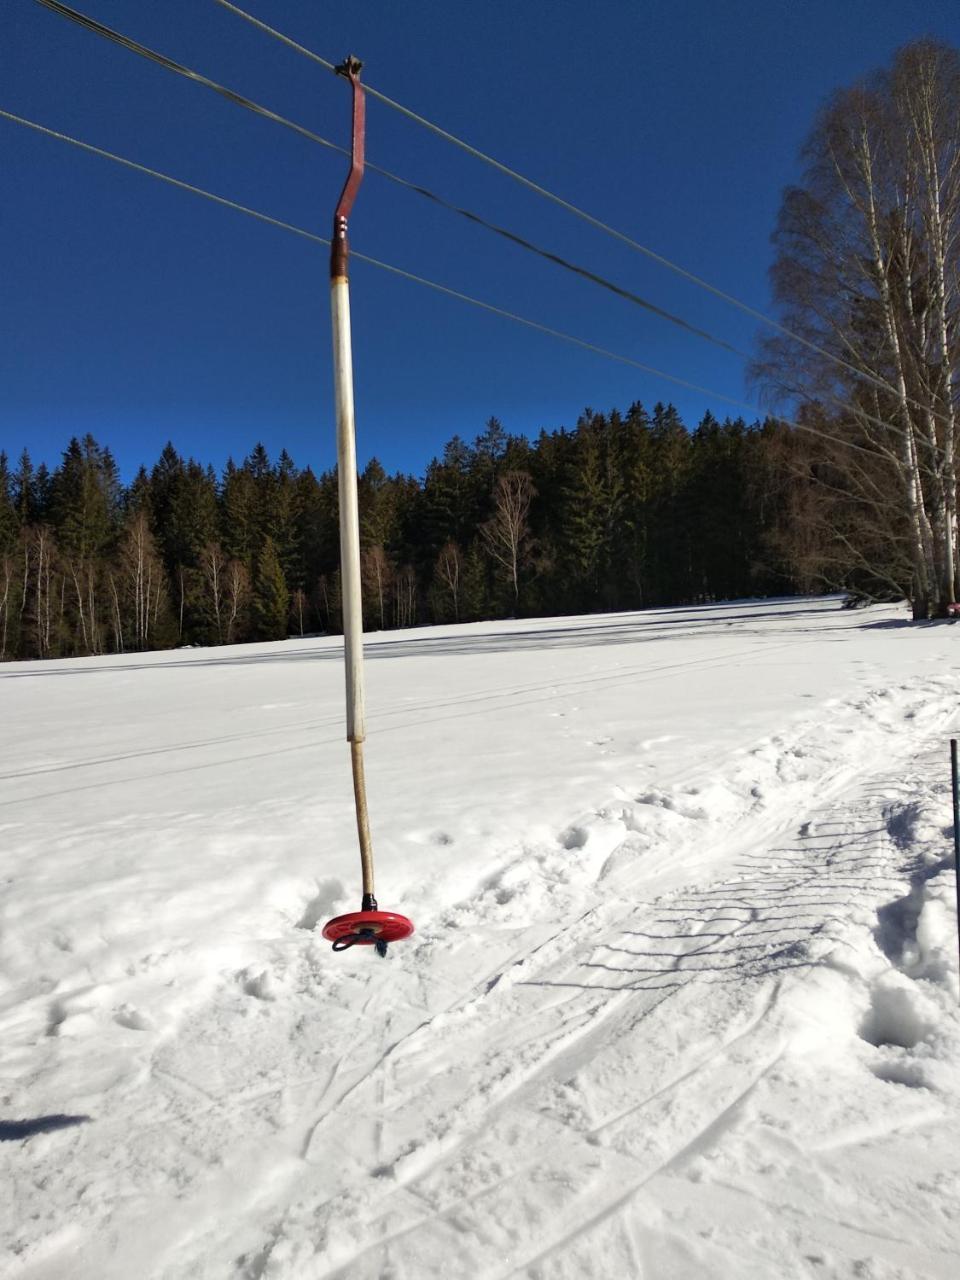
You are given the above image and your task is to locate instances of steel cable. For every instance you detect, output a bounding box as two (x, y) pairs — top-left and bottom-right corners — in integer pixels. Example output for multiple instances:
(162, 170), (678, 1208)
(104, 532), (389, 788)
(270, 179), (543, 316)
(211, 0), (960, 447)
(1, 105), (896, 467)
(29, 0), (954, 461)
(29, 0), (745, 361)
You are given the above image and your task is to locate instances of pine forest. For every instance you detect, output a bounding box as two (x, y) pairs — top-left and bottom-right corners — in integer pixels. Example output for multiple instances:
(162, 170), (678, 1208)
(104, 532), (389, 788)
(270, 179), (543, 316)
(0, 404), (806, 661)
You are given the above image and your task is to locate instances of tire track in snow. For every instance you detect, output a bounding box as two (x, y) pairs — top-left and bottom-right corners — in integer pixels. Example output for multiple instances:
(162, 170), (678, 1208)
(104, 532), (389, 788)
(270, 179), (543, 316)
(659, 1176), (960, 1278)
(330, 998), (788, 1280)
(0, 636), (780, 784)
(500, 1057), (792, 1280)
(588, 976), (783, 1137)
(310, 944), (784, 1277)
(32, 671), (953, 1279)
(320, 984), (785, 1279)
(284, 681), (959, 1277)
(0, 634), (821, 807)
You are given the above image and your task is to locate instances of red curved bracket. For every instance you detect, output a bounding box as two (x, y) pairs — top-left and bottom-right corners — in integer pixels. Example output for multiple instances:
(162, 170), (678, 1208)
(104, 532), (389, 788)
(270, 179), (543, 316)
(331, 56), (365, 279)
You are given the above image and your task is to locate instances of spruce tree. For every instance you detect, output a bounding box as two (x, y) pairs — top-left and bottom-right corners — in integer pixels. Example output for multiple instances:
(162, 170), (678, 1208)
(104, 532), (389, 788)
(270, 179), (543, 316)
(51, 435), (117, 561)
(149, 444), (217, 578)
(459, 543), (489, 621)
(648, 403), (694, 604)
(558, 413), (609, 608)
(221, 461), (259, 566)
(246, 443), (277, 554)
(296, 466), (337, 592)
(13, 450), (36, 524)
(0, 453), (17, 554)
(271, 450), (303, 588)
(251, 537), (289, 641)
(610, 402), (652, 608)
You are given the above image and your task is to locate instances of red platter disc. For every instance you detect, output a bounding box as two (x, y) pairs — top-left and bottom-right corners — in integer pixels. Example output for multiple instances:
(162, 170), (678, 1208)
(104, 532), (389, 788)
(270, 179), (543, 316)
(321, 910), (415, 945)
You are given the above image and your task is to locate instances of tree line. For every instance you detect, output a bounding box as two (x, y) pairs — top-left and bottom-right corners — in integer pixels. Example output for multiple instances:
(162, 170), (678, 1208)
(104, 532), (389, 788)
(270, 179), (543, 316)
(8, 38), (955, 655)
(0, 404), (799, 660)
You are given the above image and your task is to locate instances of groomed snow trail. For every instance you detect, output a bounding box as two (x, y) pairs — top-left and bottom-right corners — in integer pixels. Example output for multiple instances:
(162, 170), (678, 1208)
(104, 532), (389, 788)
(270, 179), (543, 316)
(1, 599), (959, 1279)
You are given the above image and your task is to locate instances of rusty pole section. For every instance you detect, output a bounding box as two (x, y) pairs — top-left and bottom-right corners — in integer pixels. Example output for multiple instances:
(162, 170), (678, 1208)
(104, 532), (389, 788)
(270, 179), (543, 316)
(329, 57), (377, 908)
(330, 55), (365, 279)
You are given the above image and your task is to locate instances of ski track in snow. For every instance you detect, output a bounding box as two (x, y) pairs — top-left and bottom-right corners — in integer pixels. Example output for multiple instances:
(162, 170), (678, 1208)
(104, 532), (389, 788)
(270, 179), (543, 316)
(1, 599), (959, 1278)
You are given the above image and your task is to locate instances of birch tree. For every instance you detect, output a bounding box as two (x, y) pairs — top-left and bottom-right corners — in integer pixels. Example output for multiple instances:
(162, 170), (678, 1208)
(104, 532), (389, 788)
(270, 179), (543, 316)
(361, 544), (392, 630)
(0, 554), (15, 659)
(224, 560), (250, 644)
(434, 541), (462, 621)
(393, 565), (417, 628)
(20, 526), (58, 659)
(117, 512), (165, 650)
(757, 40), (960, 617)
(481, 471), (535, 605)
(201, 542), (226, 643)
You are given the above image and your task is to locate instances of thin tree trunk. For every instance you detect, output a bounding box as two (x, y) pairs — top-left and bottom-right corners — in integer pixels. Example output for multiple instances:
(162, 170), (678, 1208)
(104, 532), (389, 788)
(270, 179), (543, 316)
(857, 123), (933, 611)
(72, 563), (89, 652)
(0, 559), (10, 660)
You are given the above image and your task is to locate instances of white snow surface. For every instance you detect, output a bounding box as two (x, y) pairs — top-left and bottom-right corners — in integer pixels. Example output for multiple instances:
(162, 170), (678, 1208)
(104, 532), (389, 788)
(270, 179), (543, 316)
(2, 596), (960, 1279)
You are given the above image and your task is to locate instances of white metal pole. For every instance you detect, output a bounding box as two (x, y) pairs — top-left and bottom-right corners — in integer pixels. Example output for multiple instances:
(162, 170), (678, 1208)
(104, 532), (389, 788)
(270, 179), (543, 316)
(329, 57), (375, 907)
(331, 278), (365, 748)
(331, 273), (376, 903)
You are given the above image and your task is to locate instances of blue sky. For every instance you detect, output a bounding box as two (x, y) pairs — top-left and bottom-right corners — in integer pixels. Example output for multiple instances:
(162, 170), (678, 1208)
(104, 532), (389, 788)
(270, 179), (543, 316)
(3, 0), (959, 481)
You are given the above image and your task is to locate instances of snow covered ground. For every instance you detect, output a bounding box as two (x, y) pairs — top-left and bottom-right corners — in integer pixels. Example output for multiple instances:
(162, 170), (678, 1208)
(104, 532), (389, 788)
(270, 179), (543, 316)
(2, 596), (959, 1279)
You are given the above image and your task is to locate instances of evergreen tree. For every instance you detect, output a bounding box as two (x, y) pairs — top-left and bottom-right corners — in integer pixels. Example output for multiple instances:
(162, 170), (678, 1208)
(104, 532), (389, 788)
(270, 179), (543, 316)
(418, 451), (467, 560)
(13, 450), (36, 524)
(610, 401), (652, 607)
(245, 443), (278, 553)
(557, 412), (610, 608)
(459, 543), (489, 621)
(271, 449), (303, 587)
(471, 418), (508, 520)
(126, 465), (152, 514)
(50, 435), (117, 560)
(647, 403), (694, 603)
(0, 453), (17, 554)
(148, 444), (217, 578)
(221, 460), (259, 566)
(297, 466), (338, 592)
(251, 537), (289, 640)
(0, 397), (811, 661)
(34, 463), (53, 519)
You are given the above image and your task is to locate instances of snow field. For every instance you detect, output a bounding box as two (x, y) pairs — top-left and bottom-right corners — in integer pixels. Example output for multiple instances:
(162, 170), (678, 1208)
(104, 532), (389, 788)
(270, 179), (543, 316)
(1, 598), (959, 1278)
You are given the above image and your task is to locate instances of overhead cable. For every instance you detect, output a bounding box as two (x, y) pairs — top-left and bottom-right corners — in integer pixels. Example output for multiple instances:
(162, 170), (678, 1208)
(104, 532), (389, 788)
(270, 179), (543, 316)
(33, 0), (955, 455)
(0, 107), (329, 246)
(30, 0), (745, 361)
(31, 0), (344, 154)
(212, 0), (958, 442)
(0, 105), (899, 467)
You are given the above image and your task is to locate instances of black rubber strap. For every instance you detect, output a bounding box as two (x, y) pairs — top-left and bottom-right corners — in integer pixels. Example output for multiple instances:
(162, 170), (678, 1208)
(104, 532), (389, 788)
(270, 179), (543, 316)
(331, 933), (365, 951)
(330, 932), (390, 956)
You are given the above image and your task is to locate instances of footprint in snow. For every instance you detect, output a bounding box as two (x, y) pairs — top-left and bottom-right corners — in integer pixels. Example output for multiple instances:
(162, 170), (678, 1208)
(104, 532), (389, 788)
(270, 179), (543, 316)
(239, 968), (276, 1002)
(297, 877), (346, 930)
(559, 826), (589, 850)
(114, 1004), (153, 1031)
